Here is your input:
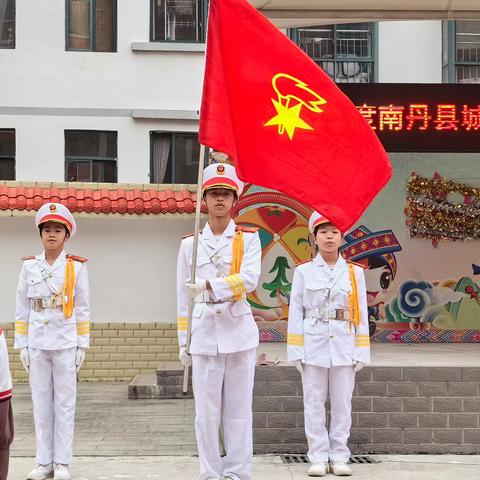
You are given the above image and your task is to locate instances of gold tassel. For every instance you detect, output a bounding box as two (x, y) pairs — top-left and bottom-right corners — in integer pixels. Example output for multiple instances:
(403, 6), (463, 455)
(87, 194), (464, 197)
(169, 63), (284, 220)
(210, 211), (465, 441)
(62, 258), (76, 319)
(348, 264), (361, 329)
(230, 230), (244, 300)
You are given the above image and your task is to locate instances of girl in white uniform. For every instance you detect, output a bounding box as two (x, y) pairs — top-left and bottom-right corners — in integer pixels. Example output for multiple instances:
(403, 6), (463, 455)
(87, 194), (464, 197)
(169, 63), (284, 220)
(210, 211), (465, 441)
(14, 203), (90, 480)
(287, 212), (370, 477)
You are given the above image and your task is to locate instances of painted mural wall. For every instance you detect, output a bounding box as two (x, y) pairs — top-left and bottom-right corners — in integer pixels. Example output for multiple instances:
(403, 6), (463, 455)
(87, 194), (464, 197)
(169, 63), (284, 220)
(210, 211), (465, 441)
(234, 153), (480, 343)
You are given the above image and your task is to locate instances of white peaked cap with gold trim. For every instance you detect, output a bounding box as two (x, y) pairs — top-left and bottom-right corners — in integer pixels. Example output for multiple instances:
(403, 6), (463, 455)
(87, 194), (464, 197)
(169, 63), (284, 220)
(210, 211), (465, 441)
(35, 203), (77, 237)
(308, 211), (335, 235)
(202, 163), (244, 195)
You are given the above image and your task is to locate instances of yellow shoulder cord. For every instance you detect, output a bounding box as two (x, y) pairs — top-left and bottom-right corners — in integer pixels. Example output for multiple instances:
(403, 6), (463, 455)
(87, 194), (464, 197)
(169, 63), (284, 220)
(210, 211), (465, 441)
(62, 258), (76, 319)
(230, 229), (244, 300)
(348, 263), (361, 331)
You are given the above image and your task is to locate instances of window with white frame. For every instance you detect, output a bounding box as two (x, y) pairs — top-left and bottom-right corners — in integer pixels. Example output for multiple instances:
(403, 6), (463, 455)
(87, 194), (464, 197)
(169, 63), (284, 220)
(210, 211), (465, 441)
(65, 130), (117, 182)
(0, 129), (15, 180)
(291, 23), (375, 83)
(151, 0), (207, 42)
(150, 132), (200, 184)
(0, 0), (15, 48)
(66, 0), (117, 52)
(453, 21), (480, 83)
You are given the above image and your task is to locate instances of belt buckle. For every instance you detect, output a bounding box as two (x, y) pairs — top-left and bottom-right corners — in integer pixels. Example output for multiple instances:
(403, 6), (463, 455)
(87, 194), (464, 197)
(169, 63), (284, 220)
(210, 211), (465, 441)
(32, 298), (42, 311)
(51, 294), (58, 309)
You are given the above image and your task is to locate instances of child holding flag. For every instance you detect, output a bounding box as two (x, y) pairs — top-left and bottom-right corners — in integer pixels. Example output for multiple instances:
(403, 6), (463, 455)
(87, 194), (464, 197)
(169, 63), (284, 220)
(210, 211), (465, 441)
(177, 163), (262, 480)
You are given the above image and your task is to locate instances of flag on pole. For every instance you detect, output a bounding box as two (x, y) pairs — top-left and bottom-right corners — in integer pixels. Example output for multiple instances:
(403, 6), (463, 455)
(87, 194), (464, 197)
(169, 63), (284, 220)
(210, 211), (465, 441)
(199, 0), (392, 232)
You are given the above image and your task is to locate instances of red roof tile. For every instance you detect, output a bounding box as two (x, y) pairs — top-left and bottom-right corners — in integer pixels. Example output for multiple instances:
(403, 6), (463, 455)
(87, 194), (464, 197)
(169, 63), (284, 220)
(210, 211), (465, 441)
(0, 183), (205, 216)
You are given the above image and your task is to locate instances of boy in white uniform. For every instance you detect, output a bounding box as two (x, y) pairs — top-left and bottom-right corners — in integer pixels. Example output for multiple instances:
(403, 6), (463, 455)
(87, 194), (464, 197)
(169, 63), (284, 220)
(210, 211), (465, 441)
(287, 212), (370, 477)
(177, 163), (262, 480)
(0, 327), (13, 480)
(14, 203), (90, 480)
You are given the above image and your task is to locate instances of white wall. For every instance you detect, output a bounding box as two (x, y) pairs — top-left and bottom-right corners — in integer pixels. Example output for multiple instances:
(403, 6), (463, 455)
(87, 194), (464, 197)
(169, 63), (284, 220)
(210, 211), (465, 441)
(0, 0), (204, 183)
(1, 0), (204, 109)
(0, 215), (195, 324)
(2, 115), (198, 183)
(378, 21), (442, 82)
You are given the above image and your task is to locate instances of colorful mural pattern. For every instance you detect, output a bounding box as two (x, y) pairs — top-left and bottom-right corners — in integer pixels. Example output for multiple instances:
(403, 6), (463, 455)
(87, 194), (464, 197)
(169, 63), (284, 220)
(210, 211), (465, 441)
(233, 185), (480, 343)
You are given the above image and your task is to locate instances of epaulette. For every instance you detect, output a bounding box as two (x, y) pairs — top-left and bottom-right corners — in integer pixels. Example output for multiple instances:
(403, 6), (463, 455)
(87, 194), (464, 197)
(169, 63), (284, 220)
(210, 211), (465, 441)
(236, 225), (259, 233)
(66, 254), (88, 263)
(182, 230), (202, 239)
(347, 259), (367, 269)
(21, 256), (36, 261)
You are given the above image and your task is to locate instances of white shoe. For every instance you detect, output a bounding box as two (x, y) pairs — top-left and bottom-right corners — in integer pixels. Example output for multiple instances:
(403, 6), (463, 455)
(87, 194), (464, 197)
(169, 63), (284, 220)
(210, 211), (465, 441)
(26, 464), (54, 480)
(307, 462), (327, 477)
(53, 464), (71, 480)
(330, 461), (352, 476)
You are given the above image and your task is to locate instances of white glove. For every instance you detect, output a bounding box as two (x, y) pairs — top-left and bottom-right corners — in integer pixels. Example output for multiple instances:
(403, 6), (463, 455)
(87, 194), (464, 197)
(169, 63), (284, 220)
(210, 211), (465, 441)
(294, 360), (304, 375)
(179, 347), (192, 367)
(354, 361), (364, 372)
(20, 347), (30, 373)
(76, 348), (87, 373)
(185, 278), (207, 298)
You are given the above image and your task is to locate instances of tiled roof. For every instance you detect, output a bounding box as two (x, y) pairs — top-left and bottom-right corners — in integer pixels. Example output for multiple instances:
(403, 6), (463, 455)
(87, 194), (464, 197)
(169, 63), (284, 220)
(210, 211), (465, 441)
(0, 182), (204, 215)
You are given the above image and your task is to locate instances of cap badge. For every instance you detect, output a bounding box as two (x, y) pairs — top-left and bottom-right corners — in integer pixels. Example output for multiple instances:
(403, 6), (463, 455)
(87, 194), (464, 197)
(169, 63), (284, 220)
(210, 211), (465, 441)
(216, 164), (225, 175)
(49, 204), (57, 213)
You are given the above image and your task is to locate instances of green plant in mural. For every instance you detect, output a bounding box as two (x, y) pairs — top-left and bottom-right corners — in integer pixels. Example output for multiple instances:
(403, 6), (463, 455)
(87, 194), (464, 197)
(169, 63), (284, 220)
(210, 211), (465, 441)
(297, 235), (313, 257)
(263, 256), (292, 299)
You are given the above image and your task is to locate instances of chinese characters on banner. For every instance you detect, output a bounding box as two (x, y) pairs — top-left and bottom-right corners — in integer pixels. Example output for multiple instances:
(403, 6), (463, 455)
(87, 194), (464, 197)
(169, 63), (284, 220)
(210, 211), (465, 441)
(357, 103), (480, 132)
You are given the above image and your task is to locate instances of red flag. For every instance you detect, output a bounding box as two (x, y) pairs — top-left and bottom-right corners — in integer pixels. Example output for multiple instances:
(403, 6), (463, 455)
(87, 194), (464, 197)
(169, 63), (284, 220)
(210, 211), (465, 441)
(199, 0), (392, 233)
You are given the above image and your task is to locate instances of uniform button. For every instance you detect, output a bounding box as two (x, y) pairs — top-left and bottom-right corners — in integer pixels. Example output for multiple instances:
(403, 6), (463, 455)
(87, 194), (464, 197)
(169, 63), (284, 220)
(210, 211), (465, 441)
(216, 272), (222, 278)
(215, 310), (221, 316)
(329, 335), (334, 339)
(44, 320), (49, 325)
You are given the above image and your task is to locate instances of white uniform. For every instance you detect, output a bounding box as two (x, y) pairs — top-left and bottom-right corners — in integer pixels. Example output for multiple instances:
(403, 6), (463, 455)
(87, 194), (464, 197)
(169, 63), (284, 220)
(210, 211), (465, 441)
(177, 219), (261, 480)
(287, 254), (370, 463)
(14, 251), (90, 466)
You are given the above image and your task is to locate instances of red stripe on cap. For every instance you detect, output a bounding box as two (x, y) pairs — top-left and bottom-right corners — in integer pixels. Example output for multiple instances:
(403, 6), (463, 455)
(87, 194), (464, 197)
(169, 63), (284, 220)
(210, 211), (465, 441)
(202, 177), (238, 192)
(313, 217), (330, 228)
(38, 214), (73, 233)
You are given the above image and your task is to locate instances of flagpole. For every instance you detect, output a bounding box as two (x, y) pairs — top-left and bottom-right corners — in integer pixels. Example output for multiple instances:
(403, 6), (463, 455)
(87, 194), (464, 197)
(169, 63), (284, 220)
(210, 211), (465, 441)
(183, 143), (206, 394)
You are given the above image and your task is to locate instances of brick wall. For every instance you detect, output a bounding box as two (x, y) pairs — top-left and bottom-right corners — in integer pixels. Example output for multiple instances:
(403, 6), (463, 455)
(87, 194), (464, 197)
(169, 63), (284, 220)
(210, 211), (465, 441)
(253, 365), (480, 455)
(1, 323), (179, 382)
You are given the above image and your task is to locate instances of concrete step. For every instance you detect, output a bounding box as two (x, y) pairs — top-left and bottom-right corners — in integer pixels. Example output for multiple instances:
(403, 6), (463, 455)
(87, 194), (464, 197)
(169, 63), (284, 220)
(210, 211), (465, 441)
(130, 362), (480, 455)
(129, 363), (193, 399)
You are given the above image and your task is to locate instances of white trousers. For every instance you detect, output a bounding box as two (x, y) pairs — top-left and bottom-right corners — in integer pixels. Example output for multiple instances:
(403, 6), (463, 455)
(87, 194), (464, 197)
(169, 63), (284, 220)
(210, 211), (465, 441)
(192, 348), (256, 480)
(29, 348), (77, 465)
(303, 364), (355, 464)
